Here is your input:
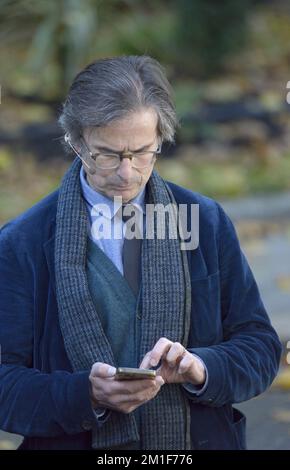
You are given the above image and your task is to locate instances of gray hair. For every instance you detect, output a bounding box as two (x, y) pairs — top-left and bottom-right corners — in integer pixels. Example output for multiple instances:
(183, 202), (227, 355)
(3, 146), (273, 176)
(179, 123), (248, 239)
(58, 55), (178, 148)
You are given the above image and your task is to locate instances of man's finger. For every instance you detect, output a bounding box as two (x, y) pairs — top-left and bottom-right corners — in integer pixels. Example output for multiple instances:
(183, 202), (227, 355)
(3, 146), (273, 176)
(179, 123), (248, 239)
(149, 338), (172, 367)
(139, 351), (152, 369)
(90, 362), (116, 378)
(166, 342), (186, 367)
(178, 354), (193, 374)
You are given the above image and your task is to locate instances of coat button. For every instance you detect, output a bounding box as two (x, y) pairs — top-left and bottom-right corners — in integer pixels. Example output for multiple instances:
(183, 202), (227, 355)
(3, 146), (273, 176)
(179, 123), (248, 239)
(82, 420), (93, 430)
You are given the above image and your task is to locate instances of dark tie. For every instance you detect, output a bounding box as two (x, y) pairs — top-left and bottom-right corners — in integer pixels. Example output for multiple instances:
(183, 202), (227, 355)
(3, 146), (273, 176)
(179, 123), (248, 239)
(122, 204), (142, 297)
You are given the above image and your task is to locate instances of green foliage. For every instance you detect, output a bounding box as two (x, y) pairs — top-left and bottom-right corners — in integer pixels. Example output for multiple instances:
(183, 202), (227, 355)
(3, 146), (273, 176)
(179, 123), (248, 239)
(156, 151), (290, 199)
(0, 151), (69, 225)
(0, 0), (99, 97)
(0, 0), (253, 97)
(94, 9), (176, 64)
(174, 82), (202, 116)
(174, 0), (252, 76)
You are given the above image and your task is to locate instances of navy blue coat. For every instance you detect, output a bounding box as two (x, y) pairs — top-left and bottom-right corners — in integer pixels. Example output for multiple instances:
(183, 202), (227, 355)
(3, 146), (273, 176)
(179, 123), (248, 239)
(0, 181), (281, 450)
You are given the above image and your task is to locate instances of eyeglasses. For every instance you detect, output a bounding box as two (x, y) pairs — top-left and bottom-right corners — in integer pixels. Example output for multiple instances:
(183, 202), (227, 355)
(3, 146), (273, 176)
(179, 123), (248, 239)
(66, 134), (161, 170)
(81, 136), (162, 170)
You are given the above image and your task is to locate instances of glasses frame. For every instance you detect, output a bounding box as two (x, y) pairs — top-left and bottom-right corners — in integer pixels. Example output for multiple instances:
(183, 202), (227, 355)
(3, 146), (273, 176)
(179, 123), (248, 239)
(66, 134), (161, 170)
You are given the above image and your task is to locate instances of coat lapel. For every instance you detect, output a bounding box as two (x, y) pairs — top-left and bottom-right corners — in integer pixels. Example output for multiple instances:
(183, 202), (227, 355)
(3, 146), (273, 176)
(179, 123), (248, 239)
(43, 234), (56, 293)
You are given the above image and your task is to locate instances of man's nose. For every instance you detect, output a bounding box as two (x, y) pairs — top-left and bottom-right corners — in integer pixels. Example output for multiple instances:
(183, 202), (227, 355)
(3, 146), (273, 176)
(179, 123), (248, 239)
(116, 157), (134, 181)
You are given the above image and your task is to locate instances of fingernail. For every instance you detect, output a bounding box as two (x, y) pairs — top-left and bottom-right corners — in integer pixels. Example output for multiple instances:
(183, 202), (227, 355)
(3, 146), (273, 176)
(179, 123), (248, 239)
(107, 366), (116, 376)
(150, 358), (157, 367)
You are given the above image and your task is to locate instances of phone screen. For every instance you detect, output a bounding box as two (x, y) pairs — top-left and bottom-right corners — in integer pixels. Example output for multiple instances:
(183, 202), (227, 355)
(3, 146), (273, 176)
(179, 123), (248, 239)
(115, 367), (156, 380)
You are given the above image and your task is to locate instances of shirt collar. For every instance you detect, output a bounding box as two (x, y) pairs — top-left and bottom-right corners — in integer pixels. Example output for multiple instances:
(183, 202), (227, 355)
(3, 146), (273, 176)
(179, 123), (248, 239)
(80, 166), (146, 220)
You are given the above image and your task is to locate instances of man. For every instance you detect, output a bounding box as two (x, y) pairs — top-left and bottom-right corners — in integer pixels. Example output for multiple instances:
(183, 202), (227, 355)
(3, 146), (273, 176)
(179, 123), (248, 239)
(0, 56), (281, 450)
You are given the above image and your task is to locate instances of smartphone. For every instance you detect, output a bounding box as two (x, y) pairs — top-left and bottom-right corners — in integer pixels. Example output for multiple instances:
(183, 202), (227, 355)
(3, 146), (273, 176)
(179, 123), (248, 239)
(115, 367), (156, 380)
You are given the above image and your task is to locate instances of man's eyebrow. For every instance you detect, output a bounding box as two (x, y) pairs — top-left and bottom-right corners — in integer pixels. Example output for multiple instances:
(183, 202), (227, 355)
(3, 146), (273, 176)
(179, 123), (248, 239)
(91, 141), (155, 153)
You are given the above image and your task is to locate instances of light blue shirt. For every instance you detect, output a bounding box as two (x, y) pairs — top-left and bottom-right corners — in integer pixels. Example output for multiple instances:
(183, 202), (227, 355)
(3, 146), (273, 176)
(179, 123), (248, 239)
(80, 166), (145, 275)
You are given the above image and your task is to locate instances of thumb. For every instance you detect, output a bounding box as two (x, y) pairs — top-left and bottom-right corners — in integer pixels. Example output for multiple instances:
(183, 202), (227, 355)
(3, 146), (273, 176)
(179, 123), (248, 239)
(90, 362), (116, 378)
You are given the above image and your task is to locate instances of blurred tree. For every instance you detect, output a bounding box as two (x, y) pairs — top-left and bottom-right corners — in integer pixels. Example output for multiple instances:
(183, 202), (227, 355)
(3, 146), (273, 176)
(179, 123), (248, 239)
(0, 0), (254, 98)
(174, 0), (253, 76)
(0, 0), (176, 99)
(0, 0), (98, 98)
(27, 0), (98, 91)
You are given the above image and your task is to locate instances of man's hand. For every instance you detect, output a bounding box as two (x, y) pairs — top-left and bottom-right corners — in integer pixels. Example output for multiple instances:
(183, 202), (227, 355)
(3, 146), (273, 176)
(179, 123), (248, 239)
(139, 338), (206, 386)
(89, 362), (164, 414)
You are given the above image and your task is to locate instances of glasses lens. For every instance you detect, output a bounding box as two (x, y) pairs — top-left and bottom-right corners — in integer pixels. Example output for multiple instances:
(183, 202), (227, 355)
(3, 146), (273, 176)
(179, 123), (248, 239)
(132, 152), (155, 168)
(95, 154), (120, 169)
(94, 151), (158, 169)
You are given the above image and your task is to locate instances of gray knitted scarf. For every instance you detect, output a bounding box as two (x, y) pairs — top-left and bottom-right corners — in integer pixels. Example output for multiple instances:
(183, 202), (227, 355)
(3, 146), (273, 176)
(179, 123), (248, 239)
(55, 158), (192, 450)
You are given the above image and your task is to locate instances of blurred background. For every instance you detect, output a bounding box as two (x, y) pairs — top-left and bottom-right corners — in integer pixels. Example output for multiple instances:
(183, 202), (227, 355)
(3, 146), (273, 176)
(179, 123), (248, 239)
(0, 0), (290, 450)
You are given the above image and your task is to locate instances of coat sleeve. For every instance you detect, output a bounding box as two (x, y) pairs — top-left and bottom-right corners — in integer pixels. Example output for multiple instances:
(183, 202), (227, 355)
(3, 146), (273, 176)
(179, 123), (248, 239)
(0, 231), (100, 437)
(186, 203), (282, 407)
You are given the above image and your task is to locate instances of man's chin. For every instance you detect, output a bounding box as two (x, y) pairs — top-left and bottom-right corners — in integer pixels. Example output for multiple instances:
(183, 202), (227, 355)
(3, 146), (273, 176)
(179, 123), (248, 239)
(111, 187), (139, 202)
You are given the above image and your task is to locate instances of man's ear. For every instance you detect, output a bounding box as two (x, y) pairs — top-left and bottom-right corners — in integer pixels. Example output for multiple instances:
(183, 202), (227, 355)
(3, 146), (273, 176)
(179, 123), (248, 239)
(64, 133), (96, 174)
(65, 133), (81, 154)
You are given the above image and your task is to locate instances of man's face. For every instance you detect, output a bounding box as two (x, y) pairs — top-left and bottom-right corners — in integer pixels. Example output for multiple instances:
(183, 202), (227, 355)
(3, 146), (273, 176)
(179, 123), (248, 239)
(81, 108), (159, 203)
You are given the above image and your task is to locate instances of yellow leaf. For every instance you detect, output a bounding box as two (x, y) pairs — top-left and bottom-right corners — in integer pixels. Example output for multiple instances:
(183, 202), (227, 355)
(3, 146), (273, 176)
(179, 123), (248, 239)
(276, 276), (290, 293)
(272, 369), (290, 390)
(273, 409), (290, 423)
